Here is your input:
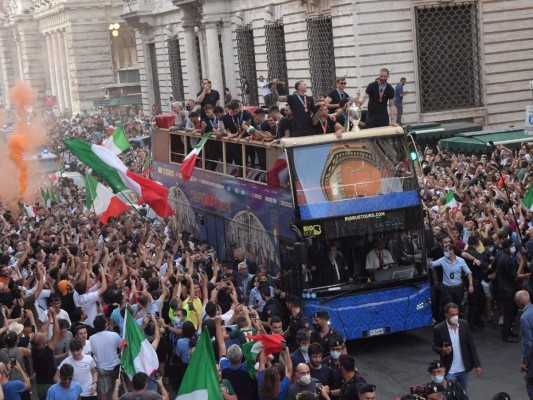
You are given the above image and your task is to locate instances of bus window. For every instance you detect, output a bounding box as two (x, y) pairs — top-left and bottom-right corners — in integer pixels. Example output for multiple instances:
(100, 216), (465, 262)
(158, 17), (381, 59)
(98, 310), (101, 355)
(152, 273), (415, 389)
(290, 137), (414, 205)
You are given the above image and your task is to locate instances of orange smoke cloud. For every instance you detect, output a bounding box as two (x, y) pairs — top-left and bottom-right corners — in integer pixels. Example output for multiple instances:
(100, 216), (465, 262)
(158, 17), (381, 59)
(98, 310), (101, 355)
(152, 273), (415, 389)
(8, 81), (34, 201)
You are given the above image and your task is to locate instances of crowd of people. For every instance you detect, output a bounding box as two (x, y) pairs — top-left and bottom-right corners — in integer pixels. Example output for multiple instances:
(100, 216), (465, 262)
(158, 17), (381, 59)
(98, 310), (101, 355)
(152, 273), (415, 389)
(0, 69), (531, 400)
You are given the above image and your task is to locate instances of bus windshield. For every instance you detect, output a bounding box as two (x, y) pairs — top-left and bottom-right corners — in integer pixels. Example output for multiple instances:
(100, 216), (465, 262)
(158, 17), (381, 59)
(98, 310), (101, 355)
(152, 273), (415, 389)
(290, 136), (415, 206)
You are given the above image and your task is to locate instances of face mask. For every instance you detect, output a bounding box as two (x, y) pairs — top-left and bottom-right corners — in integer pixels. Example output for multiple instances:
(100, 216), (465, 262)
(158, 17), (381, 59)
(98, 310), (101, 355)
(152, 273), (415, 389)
(300, 345), (308, 354)
(313, 323), (322, 331)
(449, 316), (459, 325)
(444, 251), (450, 260)
(330, 350), (341, 359)
(488, 246), (494, 253)
(299, 374), (311, 386)
(510, 247), (516, 254)
(432, 374), (444, 384)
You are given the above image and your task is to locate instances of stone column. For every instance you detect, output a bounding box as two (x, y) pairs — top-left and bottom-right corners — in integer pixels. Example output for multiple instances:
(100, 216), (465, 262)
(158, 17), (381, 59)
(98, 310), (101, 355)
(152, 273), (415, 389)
(50, 30), (64, 111)
(182, 24), (200, 98)
(197, 26), (208, 81)
(220, 19), (237, 102)
(203, 20), (224, 105)
(57, 30), (71, 110)
(45, 33), (59, 106)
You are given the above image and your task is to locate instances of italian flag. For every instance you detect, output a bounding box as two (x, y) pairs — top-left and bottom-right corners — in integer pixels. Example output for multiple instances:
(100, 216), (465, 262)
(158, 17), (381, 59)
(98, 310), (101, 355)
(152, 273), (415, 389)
(120, 310), (159, 378)
(18, 202), (37, 218)
(40, 187), (51, 208)
(524, 186), (533, 210)
(85, 175), (130, 224)
(103, 125), (131, 155)
(445, 191), (458, 210)
(176, 329), (221, 400)
(180, 132), (212, 182)
(242, 334), (284, 378)
(142, 152), (151, 177)
(63, 139), (174, 218)
(49, 169), (64, 182)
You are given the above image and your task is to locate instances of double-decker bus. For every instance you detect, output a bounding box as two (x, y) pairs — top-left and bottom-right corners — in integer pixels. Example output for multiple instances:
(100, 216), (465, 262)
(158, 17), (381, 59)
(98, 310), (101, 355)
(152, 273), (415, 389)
(152, 125), (432, 340)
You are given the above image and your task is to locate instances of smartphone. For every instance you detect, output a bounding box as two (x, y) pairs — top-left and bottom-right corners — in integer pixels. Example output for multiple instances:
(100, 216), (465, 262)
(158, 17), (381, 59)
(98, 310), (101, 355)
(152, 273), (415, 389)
(155, 311), (160, 317)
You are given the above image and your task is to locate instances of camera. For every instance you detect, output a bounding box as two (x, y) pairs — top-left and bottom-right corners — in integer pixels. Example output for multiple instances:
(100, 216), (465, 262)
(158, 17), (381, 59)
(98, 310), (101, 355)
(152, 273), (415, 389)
(410, 385), (429, 397)
(316, 383), (323, 395)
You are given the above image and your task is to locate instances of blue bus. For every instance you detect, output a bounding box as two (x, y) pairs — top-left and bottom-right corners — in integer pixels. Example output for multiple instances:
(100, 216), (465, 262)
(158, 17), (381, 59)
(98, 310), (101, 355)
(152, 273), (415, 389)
(151, 125), (432, 340)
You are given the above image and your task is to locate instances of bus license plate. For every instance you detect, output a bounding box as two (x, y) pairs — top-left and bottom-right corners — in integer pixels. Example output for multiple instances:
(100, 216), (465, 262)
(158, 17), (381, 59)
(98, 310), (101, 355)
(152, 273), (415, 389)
(368, 328), (385, 337)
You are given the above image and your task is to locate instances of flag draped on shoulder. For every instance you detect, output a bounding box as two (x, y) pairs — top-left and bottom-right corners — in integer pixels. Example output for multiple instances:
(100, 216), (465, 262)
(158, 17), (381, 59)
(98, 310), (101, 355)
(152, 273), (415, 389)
(103, 125), (131, 155)
(63, 139), (174, 218)
(120, 310), (159, 378)
(85, 175), (130, 224)
(176, 329), (221, 400)
(180, 132), (212, 182)
(524, 186), (533, 211)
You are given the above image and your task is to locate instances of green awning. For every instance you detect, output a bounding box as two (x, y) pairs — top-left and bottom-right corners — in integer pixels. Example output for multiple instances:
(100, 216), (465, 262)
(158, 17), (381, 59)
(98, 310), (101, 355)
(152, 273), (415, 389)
(441, 128), (533, 154)
(109, 98), (121, 106)
(409, 122), (482, 141)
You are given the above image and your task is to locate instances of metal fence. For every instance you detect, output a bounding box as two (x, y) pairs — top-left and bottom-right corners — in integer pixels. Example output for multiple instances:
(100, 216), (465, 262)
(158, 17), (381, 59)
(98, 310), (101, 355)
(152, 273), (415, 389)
(265, 23), (289, 97)
(167, 37), (185, 101)
(236, 26), (259, 106)
(415, 2), (483, 112)
(306, 15), (336, 97)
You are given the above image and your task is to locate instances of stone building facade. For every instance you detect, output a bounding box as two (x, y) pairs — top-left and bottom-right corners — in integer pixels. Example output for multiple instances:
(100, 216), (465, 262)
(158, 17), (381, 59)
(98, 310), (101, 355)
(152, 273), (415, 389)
(0, 0), (531, 128)
(123, 0), (533, 128)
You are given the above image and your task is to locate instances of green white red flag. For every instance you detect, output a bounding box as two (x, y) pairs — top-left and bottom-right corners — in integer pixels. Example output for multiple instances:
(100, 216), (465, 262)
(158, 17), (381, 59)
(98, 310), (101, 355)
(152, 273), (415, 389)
(180, 132), (212, 181)
(103, 125), (131, 155)
(142, 152), (152, 177)
(176, 329), (221, 400)
(524, 186), (533, 210)
(85, 175), (130, 224)
(63, 139), (174, 218)
(120, 310), (159, 378)
(444, 191), (458, 210)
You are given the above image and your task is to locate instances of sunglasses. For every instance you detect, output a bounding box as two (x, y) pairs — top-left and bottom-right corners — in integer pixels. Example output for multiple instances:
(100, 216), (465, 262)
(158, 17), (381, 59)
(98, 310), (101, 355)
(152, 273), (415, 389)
(60, 376), (73, 381)
(339, 82), (347, 85)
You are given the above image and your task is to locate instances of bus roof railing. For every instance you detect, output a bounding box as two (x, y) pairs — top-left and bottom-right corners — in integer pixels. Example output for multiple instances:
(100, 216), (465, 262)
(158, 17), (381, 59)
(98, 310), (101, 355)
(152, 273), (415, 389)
(279, 126), (405, 148)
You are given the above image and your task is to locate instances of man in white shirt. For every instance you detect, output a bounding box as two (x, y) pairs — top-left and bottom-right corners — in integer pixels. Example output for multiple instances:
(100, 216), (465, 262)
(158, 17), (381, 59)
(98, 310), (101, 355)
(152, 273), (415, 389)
(365, 238), (395, 272)
(73, 266), (108, 327)
(70, 325), (92, 357)
(89, 315), (121, 400)
(57, 339), (98, 400)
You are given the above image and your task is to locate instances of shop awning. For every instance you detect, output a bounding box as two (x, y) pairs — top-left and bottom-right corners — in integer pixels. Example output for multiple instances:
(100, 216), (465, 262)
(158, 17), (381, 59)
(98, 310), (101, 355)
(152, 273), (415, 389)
(441, 127), (533, 153)
(408, 122), (482, 141)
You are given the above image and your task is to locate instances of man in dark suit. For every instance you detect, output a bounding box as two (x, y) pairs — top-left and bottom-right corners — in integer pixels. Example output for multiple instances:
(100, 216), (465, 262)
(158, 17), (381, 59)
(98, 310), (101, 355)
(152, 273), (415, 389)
(432, 302), (482, 391)
(233, 248), (257, 275)
(319, 245), (350, 286)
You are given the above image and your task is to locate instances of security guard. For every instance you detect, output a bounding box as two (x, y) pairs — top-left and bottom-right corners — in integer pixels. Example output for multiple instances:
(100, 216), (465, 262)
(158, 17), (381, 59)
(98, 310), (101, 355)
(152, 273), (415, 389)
(338, 355), (366, 400)
(310, 311), (339, 356)
(426, 360), (468, 400)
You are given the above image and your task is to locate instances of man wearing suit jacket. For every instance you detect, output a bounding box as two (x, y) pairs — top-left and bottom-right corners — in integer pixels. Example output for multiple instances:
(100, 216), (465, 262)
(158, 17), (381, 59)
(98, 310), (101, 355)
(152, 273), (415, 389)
(516, 290), (533, 399)
(290, 329), (311, 369)
(432, 302), (482, 391)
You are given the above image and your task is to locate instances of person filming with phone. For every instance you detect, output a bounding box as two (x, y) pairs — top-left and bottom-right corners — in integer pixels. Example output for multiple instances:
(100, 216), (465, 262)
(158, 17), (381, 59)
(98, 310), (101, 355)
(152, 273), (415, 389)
(0, 359), (30, 400)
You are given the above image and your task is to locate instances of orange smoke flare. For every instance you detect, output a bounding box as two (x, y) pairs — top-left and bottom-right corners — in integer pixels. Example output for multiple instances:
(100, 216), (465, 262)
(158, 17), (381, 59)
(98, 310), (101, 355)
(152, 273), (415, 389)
(8, 81), (34, 200)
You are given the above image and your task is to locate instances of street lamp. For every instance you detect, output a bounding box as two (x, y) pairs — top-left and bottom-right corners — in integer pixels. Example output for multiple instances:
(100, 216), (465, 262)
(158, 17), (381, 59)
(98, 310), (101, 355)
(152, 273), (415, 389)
(109, 22), (120, 37)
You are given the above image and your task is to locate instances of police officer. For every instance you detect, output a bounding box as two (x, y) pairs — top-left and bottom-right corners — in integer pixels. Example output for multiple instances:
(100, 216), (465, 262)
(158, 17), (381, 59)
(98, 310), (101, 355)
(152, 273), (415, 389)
(338, 355), (366, 400)
(323, 337), (348, 400)
(357, 383), (377, 400)
(426, 360), (467, 400)
(285, 295), (311, 351)
(496, 238), (530, 342)
(310, 311), (339, 356)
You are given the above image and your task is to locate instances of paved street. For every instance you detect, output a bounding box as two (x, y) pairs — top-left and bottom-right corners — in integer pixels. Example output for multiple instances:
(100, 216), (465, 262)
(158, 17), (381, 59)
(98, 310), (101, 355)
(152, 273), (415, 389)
(349, 324), (524, 399)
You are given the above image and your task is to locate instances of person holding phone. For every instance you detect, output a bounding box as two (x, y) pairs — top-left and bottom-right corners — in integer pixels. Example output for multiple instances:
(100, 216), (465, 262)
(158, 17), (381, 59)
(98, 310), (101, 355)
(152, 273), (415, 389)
(0, 360), (30, 400)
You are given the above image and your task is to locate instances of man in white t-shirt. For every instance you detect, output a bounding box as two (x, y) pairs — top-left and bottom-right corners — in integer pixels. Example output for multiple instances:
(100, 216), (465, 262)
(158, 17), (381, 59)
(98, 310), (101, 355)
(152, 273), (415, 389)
(89, 315), (121, 400)
(57, 338), (98, 399)
(69, 325), (92, 357)
(73, 266), (108, 327)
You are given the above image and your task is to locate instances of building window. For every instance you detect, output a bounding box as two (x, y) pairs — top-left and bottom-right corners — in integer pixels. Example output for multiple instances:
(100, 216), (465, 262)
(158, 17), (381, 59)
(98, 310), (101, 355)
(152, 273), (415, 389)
(265, 23), (289, 97)
(306, 15), (336, 98)
(415, 2), (483, 113)
(168, 37), (185, 101)
(148, 43), (161, 111)
(236, 26), (259, 106)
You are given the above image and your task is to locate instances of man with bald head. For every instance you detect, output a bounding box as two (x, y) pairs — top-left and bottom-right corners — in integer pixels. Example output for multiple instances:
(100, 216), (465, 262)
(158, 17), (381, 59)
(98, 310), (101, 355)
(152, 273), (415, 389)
(32, 307), (60, 399)
(516, 290), (533, 399)
(287, 363), (319, 400)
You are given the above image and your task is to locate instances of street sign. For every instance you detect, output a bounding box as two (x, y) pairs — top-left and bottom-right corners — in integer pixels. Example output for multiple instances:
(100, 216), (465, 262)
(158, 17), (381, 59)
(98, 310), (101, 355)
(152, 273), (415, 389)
(526, 105), (533, 135)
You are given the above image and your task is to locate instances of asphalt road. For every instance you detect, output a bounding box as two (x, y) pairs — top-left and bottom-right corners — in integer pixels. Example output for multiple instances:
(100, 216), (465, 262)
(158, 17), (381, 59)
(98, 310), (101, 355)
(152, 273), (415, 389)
(348, 323), (525, 399)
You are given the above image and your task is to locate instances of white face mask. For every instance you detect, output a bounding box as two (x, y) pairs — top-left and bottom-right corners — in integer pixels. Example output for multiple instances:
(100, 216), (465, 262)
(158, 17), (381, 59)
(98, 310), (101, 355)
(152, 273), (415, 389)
(510, 247), (516, 255)
(330, 350), (341, 359)
(300, 345), (309, 354)
(299, 374), (311, 386)
(449, 315), (459, 325)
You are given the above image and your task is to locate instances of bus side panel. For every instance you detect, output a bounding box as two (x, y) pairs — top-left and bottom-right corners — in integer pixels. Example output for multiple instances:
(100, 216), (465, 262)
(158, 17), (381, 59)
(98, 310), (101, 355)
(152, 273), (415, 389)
(153, 160), (294, 269)
(302, 283), (432, 340)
